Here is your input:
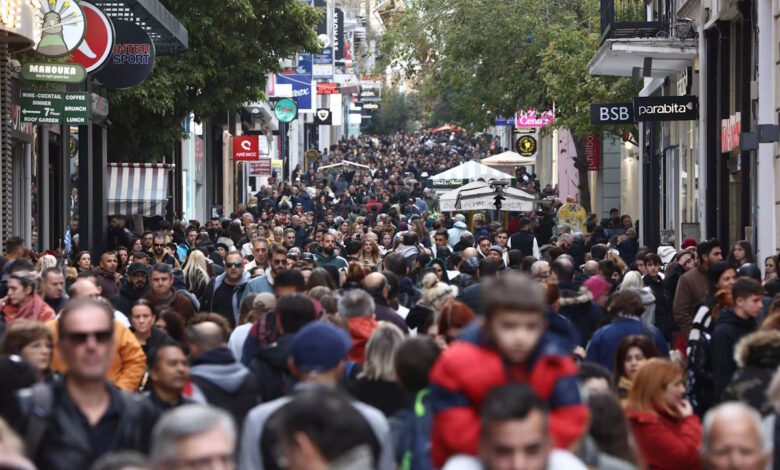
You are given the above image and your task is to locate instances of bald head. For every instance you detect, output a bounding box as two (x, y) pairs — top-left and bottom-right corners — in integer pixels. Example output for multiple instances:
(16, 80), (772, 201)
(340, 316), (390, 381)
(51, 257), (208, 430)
(583, 260), (599, 276)
(463, 247), (479, 259)
(187, 321), (226, 356)
(68, 278), (101, 300)
(363, 272), (388, 299)
(702, 402), (769, 470)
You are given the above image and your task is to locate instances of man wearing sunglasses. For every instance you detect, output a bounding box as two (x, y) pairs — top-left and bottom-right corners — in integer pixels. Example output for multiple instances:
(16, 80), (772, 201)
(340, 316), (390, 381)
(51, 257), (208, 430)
(151, 234), (181, 269)
(200, 251), (251, 328)
(243, 243), (288, 299)
(16, 298), (156, 470)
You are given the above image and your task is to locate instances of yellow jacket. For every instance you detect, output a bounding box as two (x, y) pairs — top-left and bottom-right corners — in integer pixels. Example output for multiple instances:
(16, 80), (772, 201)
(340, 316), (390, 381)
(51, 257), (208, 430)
(48, 319), (147, 391)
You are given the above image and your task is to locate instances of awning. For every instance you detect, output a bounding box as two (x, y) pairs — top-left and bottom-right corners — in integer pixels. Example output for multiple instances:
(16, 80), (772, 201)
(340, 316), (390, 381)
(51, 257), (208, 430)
(107, 163), (173, 217)
(440, 181), (536, 212)
(588, 38), (697, 77)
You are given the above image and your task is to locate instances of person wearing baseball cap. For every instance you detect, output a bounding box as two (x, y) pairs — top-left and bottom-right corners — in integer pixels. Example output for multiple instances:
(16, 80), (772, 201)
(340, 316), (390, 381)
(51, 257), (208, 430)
(109, 262), (150, 318)
(238, 321), (396, 470)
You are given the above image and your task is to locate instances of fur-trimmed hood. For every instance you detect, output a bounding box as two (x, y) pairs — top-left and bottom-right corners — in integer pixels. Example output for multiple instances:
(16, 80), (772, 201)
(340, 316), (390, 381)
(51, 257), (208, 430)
(559, 286), (594, 307)
(734, 330), (780, 368)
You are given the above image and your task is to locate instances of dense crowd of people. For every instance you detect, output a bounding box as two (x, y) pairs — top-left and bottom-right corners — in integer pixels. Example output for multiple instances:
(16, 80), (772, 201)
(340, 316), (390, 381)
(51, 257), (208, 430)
(0, 132), (777, 470)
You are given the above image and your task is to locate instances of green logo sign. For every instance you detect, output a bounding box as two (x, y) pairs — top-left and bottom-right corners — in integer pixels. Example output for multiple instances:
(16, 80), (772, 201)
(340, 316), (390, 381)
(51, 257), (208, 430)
(21, 63), (86, 84)
(20, 91), (89, 125)
(274, 98), (298, 123)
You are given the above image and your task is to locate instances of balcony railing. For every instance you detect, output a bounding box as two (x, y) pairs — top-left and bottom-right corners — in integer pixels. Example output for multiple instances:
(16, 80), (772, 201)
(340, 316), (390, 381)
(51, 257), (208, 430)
(600, 0), (671, 45)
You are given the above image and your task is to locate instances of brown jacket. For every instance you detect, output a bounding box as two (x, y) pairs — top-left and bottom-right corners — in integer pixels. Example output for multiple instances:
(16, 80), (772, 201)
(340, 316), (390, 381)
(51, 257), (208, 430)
(143, 288), (196, 321)
(673, 268), (709, 336)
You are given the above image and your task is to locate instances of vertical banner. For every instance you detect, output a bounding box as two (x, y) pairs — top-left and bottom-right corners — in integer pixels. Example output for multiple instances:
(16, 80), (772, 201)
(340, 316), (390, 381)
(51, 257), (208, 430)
(583, 133), (601, 171)
(334, 8), (345, 61)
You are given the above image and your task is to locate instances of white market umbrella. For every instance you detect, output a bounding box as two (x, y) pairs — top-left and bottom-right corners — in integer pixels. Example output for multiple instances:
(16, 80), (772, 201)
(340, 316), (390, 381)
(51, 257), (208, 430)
(481, 151), (537, 166)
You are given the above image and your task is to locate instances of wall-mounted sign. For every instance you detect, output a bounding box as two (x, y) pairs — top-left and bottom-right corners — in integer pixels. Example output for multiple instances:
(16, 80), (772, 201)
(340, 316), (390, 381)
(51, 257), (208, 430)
(94, 20), (155, 89)
(583, 133), (601, 171)
(275, 74), (313, 112)
(590, 103), (634, 125)
(359, 89), (380, 102)
(516, 135), (537, 157)
(634, 95), (698, 122)
(334, 9), (345, 61)
(316, 82), (339, 95)
(274, 98), (298, 123)
(70, 2), (114, 73)
(20, 91), (88, 125)
(515, 109), (555, 128)
(247, 159), (272, 176)
(234, 136), (260, 161)
(362, 102), (379, 110)
(21, 63), (86, 83)
(315, 108), (332, 125)
(494, 116), (515, 126)
(721, 112), (741, 153)
(35, 0), (86, 57)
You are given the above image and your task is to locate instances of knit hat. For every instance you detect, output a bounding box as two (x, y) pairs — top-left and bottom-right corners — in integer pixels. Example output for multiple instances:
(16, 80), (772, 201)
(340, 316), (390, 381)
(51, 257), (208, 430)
(454, 214), (466, 223)
(489, 245), (503, 255)
(681, 237), (698, 250)
(583, 275), (612, 300)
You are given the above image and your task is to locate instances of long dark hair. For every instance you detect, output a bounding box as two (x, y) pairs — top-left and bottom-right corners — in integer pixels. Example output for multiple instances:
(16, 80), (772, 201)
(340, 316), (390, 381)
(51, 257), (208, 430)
(727, 240), (755, 267)
(587, 393), (640, 465)
(613, 334), (660, 383)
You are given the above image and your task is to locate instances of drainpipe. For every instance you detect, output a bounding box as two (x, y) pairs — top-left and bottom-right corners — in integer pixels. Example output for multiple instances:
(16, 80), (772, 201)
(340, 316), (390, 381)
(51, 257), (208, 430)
(756, 0), (776, 268)
(697, 8), (708, 240)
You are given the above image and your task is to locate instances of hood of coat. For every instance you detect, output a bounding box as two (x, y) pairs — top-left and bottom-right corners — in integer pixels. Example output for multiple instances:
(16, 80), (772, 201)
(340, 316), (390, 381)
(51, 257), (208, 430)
(657, 246), (677, 264)
(559, 286), (594, 307)
(190, 347), (251, 393)
(734, 330), (780, 368)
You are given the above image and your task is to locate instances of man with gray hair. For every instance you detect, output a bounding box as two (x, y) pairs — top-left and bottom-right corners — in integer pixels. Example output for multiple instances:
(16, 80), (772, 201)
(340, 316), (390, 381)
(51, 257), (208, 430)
(530, 260), (550, 280)
(702, 402), (771, 470)
(150, 404), (236, 470)
(338, 288), (378, 363)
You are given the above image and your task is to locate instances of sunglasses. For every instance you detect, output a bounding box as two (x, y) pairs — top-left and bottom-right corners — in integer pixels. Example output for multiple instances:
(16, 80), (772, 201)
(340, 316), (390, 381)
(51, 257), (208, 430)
(154, 243), (165, 247)
(63, 329), (113, 344)
(272, 258), (287, 265)
(225, 262), (242, 268)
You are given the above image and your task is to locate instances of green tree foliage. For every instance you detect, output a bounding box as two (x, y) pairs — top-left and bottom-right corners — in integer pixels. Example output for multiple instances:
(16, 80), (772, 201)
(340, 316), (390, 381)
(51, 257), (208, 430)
(361, 87), (421, 135)
(380, 0), (640, 210)
(106, 0), (321, 161)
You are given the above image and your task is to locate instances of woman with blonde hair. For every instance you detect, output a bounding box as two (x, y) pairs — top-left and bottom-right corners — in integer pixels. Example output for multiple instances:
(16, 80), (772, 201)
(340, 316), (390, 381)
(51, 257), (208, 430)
(626, 358), (702, 469)
(34, 254), (57, 274)
(347, 322), (407, 416)
(406, 272), (457, 331)
(182, 249), (210, 300)
(357, 238), (381, 267)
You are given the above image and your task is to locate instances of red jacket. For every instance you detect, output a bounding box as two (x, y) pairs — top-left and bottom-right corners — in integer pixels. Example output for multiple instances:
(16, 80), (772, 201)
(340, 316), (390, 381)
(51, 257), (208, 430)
(428, 323), (588, 467)
(627, 409), (702, 470)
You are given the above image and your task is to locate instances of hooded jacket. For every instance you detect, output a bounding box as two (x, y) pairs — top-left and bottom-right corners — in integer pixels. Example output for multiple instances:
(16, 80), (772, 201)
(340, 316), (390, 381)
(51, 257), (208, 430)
(312, 245), (349, 269)
(110, 279), (148, 318)
(723, 330), (780, 415)
(247, 334), (296, 402)
(348, 316), (378, 364)
(188, 347), (261, 429)
(429, 319), (588, 467)
(447, 221), (468, 247)
(711, 307), (758, 399)
(627, 408), (702, 470)
(199, 271), (250, 326)
(558, 282), (603, 346)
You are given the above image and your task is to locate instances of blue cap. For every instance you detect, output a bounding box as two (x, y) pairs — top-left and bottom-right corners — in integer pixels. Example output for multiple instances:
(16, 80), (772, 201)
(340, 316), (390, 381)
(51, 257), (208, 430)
(293, 322), (353, 373)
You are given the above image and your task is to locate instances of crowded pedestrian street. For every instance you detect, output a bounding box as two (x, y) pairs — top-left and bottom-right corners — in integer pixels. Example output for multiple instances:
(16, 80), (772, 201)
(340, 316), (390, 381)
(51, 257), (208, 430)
(1, 0), (780, 469)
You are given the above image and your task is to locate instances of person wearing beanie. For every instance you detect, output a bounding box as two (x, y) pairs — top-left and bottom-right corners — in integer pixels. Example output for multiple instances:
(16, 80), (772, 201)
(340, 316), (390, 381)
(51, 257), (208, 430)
(238, 321), (395, 470)
(585, 289), (669, 371)
(682, 237), (698, 250)
(583, 275), (612, 309)
(447, 214), (469, 247)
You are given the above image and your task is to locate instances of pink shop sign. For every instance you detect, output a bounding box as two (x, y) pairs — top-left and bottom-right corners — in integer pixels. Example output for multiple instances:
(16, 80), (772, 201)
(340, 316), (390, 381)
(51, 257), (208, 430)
(515, 109), (555, 128)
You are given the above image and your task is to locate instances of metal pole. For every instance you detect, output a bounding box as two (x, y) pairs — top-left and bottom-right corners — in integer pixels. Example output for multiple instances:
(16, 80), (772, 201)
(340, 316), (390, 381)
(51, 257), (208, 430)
(23, 141), (31, 247)
(41, 127), (50, 249)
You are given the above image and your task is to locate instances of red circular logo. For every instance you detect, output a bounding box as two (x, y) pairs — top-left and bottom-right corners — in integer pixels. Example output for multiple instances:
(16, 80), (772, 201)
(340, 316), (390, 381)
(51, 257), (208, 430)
(70, 2), (114, 73)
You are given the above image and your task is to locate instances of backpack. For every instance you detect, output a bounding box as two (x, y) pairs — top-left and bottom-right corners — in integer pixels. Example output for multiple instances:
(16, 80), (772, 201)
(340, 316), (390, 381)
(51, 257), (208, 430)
(395, 389), (434, 470)
(686, 305), (716, 415)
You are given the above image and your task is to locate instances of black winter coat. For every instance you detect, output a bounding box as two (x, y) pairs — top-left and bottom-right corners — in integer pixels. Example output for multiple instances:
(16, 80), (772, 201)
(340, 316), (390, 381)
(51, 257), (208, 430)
(723, 330), (780, 415)
(247, 334), (296, 402)
(711, 308), (758, 400)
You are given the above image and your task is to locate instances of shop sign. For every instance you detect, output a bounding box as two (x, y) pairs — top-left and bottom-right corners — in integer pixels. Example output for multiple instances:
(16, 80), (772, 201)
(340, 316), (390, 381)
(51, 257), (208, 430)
(91, 93), (109, 119)
(275, 74), (313, 112)
(94, 20), (155, 89)
(70, 2), (115, 73)
(247, 159), (272, 176)
(359, 89), (381, 102)
(583, 133), (601, 171)
(274, 98), (298, 123)
(315, 108), (332, 125)
(494, 116), (515, 126)
(515, 109), (555, 128)
(34, 0), (86, 57)
(590, 103), (634, 124)
(334, 9), (345, 60)
(234, 136), (259, 161)
(362, 102), (379, 110)
(20, 91), (89, 125)
(721, 112), (741, 153)
(633, 95), (698, 122)
(317, 82), (339, 95)
(313, 47), (333, 79)
(296, 53), (312, 75)
(516, 135), (537, 157)
(21, 63), (86, 83)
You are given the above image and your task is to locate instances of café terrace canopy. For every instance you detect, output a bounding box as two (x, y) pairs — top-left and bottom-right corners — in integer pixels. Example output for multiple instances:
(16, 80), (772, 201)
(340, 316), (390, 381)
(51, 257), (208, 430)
(440, 180), (536, 212)
(481, 151), (537, 167)
(429, 160), (512, 185)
